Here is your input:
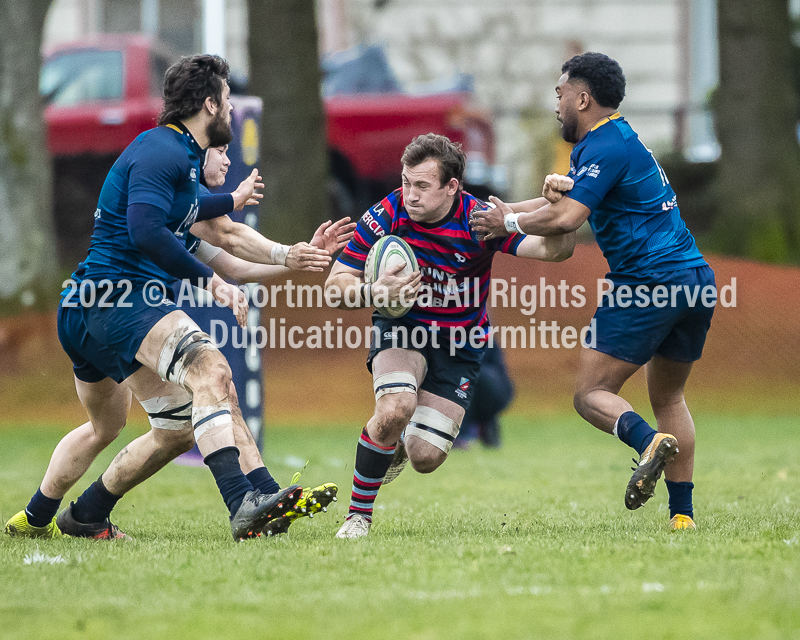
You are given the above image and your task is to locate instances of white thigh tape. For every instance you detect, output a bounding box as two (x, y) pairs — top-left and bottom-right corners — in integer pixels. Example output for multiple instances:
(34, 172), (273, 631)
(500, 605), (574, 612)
(192, 403), (233, 439)
(140, 388), (193, 430)
(404, 405), (460, 454)
(156, 321), (214, 389)
(373, 371), (417, 400)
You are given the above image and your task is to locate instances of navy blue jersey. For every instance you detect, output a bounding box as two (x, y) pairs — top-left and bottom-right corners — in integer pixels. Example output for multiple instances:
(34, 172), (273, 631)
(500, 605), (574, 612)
(339, 189), (523, 340)
(78, 124), (204, 286)
(566, 114), (707, 275)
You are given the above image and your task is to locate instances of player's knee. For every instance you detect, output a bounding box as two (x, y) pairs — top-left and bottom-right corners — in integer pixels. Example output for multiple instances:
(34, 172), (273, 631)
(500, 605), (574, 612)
(375, 393), (416, 434)
(189, 351), (232, 400)
(92, 421), (125, 448)
(409, 449), (446, 474)
(155, 426), (195, 456)
(573, 389), (590, 419)
(650, 392), (686, 414)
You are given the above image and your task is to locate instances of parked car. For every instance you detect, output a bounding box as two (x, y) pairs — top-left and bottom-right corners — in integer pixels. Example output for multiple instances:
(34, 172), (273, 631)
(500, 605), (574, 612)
(42, 35), (504, 264)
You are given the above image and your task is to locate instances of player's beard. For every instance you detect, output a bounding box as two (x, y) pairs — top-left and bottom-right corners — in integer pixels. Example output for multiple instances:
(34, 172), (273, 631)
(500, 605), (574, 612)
(560, 114), (579, 144)
(207, 110), (233, 148)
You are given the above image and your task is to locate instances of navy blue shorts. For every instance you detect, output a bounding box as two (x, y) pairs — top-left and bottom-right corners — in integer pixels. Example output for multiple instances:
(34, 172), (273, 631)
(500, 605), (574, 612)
(586, 265), (716, 366)
(366, 315), (486, 410)
(57, 281), (178, 383)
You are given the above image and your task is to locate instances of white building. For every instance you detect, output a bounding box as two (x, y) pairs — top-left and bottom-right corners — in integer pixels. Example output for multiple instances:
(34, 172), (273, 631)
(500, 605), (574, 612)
(43, 0), (719, 199)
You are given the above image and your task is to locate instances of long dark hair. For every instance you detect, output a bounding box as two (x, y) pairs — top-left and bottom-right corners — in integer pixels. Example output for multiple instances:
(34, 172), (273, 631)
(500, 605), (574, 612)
(157, 55), (230, 126)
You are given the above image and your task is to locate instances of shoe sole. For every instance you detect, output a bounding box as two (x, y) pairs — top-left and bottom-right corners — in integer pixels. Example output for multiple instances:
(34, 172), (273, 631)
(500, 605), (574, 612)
(382, 443), (408, 485)
(234, 485), (303, 541)
(624, 437), (678, 510)
(263, 485), (339, 537)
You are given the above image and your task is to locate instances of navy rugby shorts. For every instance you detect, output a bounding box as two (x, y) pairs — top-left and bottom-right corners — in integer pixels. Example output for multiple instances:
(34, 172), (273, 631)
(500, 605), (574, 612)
(57, 281), (178, 383)
(586, 265), (716, 366)
(366, 315), (486, 410)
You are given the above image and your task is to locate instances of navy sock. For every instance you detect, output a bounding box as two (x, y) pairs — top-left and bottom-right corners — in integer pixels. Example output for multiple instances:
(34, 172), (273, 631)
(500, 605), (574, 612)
(666, 480), (694, 519)
(25, 488), (62, 528)
(246, 467), (281, 495)
(72, 476), (121, 524)
(204, 447), (252, 517)
(615, 411), (658, 455)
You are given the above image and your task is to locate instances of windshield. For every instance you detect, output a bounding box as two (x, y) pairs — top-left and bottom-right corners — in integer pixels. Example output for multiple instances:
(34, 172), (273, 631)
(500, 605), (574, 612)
(40, 50), (123, 106)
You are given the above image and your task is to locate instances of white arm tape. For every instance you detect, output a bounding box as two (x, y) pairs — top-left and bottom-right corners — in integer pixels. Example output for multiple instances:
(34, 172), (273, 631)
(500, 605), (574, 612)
(271, 243), (290, 266)
(194, 240), (223, 265)
(405, 405), (460, 454)
(504, 212), (523, 234)
(373, 371), (418, 400)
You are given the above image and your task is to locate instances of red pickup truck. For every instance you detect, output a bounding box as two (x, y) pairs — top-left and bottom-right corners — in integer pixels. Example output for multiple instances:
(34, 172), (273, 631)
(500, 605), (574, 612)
(43, 35), (503, 263)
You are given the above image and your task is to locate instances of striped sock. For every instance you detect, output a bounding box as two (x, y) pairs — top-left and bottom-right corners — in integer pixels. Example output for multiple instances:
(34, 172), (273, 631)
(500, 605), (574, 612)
(348, 428), (396, 521)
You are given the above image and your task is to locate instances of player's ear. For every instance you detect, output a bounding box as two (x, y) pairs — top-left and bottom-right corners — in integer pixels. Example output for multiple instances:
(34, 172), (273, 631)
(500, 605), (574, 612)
(446, 178), (459, 195)
(204, 96), (218, 116)
(577, 89), (592, 112)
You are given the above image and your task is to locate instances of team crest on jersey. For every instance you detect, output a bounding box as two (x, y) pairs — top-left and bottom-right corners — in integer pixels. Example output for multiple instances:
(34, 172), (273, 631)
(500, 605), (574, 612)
(455, 377), (470, 399)
(190, 168), (197, 181)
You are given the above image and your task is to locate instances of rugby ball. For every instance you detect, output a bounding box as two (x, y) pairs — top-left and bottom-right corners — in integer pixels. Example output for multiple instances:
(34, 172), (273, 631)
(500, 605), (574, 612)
(364, 235), (419, 318)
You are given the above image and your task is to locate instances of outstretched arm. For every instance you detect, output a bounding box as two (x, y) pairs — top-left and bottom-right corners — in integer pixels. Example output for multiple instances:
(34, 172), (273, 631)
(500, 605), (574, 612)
(190, 215), (331, 271)
(514, 231), (576, 262)
(206, 250), (288, 284)
(470, 174), (589, 239)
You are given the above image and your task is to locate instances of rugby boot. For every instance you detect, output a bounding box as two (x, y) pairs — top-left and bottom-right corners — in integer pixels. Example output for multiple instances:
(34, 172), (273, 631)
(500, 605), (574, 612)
(669, 514), (696, 532)
(382, 437), (408, 485)
(335, 513), (372, 539)
(4, 511), (65, 539)
(230, 485), (302, 541)
(262, 481), (338, 537)
(624, 433), (679, 510)
(56, 503), (131, 540)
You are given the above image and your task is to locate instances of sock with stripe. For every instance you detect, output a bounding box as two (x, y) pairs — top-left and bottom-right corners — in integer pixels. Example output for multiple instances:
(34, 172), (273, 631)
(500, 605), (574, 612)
(614, 411), (658, 455)
(204, 447), (253, 517)
(246, 466), (281, 496)
(666, 480), (694, 519)
(72, 475), (122, 524)
(25, 487), (62, 528)
(347, 428), (397, 521)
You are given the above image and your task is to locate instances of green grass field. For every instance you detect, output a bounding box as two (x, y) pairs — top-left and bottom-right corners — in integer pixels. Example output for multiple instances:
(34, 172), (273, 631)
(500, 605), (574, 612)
(1, 411), (798, 640)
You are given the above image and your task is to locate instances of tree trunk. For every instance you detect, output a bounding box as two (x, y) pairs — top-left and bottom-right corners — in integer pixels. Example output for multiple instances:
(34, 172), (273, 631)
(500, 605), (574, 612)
(0, 0), (57, 300)
(713, 0), (800, 262)
(247, 0), (329, 244)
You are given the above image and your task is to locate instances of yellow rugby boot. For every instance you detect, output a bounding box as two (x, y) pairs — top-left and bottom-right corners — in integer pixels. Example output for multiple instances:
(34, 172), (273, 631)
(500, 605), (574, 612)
(262, 473), (338, 536)
(624, 433), (679, 510)
(4, 511), (65, 539)
(669, 514), (696, 531)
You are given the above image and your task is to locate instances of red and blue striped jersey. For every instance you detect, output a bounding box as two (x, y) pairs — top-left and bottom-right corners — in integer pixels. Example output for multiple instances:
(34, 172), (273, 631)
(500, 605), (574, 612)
(338, 189), (523, 341)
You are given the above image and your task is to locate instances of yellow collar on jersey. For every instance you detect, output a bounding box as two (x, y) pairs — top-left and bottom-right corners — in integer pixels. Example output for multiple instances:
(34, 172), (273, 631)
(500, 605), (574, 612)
(590, 112), (622, 132)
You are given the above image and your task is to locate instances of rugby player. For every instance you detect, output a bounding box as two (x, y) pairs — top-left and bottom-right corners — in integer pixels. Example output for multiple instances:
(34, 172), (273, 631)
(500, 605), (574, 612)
(325, 133), (576, 538)
(471, 53), (714, 531)
(4, 55), (337, 541)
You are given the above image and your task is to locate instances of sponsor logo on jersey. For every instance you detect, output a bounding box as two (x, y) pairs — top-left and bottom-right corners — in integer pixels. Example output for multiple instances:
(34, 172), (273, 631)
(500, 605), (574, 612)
(661, 196), (677, 211)
(587, 164), (601, 178)
(455, 253), (466, 263)
(361, 210), (386, 238)
(94, 208), (101, 219)
(190, 168), (197, 181)
(577, 166), (588, 177)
